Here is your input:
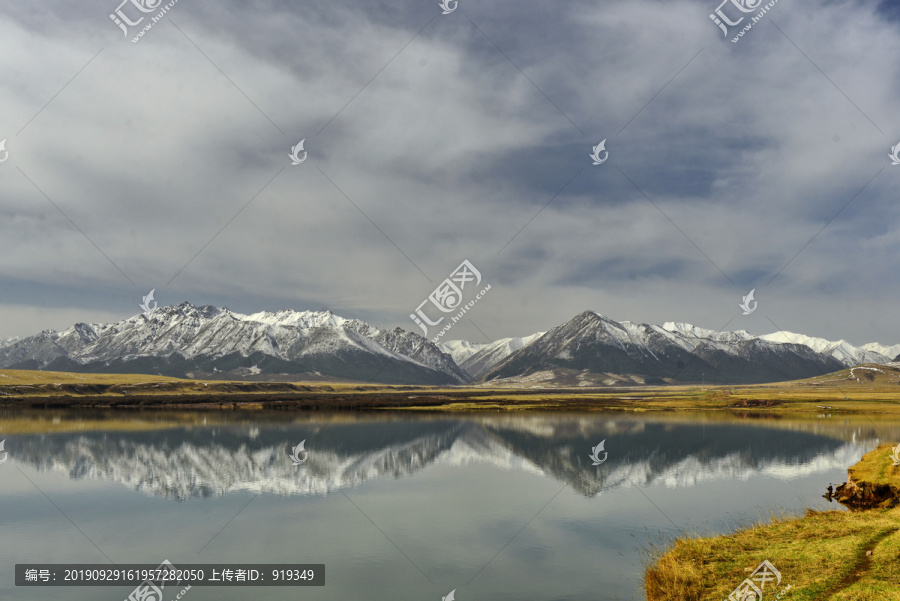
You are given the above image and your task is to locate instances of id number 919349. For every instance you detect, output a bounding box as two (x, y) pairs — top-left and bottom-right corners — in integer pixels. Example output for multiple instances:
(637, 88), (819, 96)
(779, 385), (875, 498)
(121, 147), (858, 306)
(272, 569), (314, 581)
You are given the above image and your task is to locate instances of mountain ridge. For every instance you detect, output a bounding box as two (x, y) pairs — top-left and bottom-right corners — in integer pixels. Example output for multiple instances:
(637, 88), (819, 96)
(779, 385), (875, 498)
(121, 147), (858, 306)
(2, 304), (898, 386)
(0, 302), (467, 385)
(479, 310), (891, 385)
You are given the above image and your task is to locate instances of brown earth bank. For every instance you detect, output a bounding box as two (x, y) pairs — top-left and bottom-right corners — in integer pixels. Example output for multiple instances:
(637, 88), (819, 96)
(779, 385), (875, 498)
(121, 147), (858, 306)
(728, 399), (784, 407)
(0, 390), (632, 411)
(832, 477), (900, 509)
(831, 444), (900, 510)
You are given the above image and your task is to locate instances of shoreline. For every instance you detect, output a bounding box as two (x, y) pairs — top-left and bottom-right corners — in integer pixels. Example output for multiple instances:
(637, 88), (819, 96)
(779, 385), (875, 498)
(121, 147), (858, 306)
(3, 385), (900, 414)
(3, 386), (900, 413)
(3, 364), (900, 413)
(644, 444), (900, 600)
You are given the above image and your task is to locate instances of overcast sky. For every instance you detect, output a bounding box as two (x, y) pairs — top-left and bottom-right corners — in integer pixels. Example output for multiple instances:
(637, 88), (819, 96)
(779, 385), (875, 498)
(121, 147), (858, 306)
(1, 0), (899, 347)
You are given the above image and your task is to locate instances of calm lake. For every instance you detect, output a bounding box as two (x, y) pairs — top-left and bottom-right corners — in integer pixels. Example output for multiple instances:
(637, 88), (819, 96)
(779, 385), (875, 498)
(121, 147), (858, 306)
(1, 409), (897, 601)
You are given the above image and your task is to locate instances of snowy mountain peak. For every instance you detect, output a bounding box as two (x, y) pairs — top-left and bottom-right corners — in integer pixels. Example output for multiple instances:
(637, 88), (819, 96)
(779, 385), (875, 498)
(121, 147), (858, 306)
(0, 336), (20, 349)
(482, 311), (900, 385)
(439, 340), (489, 365)
(574, 310), (622, 327)
(662, 322), (714, 338)
(0, 304), (466, 385)
(861, 341), (900, 360)
(441, 332), (546, 379)
(241, 308), (346, 330)
(145, 302), (225, 321)
(759, 331), (891, 366)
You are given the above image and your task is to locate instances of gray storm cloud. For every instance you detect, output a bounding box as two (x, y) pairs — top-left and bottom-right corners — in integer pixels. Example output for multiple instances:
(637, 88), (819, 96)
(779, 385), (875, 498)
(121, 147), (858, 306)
(0, 0), (898, 347)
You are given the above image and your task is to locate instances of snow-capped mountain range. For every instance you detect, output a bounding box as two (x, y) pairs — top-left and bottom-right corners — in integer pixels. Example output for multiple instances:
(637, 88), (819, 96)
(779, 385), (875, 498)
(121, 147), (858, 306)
(479, 311), (899, 385)
(759, 331), (900, 366)
(0, 303), (467, 385)
(1, 304), (897, 385)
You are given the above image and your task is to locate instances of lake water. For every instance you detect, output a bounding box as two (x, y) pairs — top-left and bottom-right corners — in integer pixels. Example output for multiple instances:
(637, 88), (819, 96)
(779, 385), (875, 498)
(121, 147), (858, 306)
(1, 409), (898, 601)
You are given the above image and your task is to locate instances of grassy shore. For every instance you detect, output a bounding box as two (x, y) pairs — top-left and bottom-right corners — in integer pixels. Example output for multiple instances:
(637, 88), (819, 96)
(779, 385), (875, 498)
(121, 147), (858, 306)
(2, 363), (900, 413)
(644, 444), (900, 600)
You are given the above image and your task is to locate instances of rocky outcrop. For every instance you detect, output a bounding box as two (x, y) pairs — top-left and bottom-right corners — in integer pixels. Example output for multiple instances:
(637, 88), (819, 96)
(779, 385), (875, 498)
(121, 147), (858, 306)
(833, 476), (900, 510)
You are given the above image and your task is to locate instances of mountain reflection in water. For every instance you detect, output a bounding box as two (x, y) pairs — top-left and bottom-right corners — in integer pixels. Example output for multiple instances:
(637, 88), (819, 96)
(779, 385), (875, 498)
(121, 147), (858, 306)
(5, 413), (889, 500)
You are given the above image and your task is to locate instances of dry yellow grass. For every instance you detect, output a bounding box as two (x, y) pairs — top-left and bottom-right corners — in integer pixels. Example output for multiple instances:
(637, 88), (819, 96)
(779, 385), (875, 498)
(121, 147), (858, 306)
(645, 444), (900, 600)
(0, 369), (181, 385)
(3, 362), (900, 413)
(645, 508), (900, 600)
(849, 443), (900, 488)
